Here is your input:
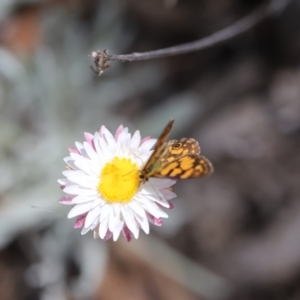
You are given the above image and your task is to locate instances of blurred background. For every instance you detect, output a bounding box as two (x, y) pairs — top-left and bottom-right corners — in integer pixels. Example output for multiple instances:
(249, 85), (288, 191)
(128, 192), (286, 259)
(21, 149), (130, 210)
(0, 0), (300, 299)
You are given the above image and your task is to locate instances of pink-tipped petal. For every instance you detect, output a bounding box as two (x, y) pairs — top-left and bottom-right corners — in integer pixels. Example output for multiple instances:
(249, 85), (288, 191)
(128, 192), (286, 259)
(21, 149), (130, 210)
(140, 136), (151, 145)
(115, 125), (124, 140)
(147, 213), (163, 226)
(99, 125), (106, 136)
(68, 147), (79, 154)
(167, 201), (174, 209)
(104, 230), (113, 241)
(156, 200), (174, 209)
(84, 132), (94, 147)
(159, 188), (177, 200)
(74, 214), (87, 228)
(122, 225), (133, 242)
(59, 195), (75, 205)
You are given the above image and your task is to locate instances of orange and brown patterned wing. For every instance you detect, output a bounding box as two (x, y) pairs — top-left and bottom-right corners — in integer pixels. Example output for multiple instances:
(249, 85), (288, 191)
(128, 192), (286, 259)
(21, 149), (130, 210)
(159, 138), (200, 166)
(152, 137), (213, 179)
(153, 154), (214, 179)
(154, 154), (213, 179)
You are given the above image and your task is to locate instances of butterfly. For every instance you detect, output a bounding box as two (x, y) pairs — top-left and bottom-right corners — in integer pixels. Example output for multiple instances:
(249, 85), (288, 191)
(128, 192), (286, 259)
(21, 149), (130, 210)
(139, 119), (214, 182)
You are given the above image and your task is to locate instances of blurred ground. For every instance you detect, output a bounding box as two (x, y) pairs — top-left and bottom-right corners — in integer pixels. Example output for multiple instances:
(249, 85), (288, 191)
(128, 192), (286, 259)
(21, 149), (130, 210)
(0, 0), (300, 299)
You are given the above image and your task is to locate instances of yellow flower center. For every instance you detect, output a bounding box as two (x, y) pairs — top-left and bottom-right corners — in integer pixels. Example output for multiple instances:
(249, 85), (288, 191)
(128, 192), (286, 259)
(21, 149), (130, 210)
(98, 157), (139, 203)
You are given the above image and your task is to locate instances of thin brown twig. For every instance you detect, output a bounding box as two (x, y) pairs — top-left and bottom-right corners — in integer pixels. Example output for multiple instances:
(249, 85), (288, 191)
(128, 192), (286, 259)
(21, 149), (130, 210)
(90, 0), (291, 76)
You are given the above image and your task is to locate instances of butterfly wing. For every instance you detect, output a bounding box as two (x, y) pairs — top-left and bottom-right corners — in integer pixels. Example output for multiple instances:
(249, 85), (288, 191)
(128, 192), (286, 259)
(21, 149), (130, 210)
(153, 154), (214, 179)
(162, 138), (201, 161)
(140, 119), (174, 180)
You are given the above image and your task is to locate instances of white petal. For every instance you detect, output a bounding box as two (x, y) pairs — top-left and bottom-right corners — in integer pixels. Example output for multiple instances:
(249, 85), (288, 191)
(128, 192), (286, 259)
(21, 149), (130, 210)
(145, 192), (169, 208)
(63, 185), (98, 196)
(83, 141), (101, 164)
(136, 151), (152, 167)
(99, 136), (113, 159)
(75, 142), (84, 155)
(137, 214), (149, 234)
(68, 203), (94, 218)
(141, 185), (169, 207)
(139, 198), (168, 219)
(129, 201), (147, 218)
(122, 207), (139, 238)
(130, 204), (149, 234)
(58, 178), (72, 185)
(119, 134), (131, 155)
(148, 178), (176, 188)
(160, 189), (177, 200)
(100, 204), (111, 222)
(99, 217), (109, 239)
(72, 194), (96, 204)
(81, 227), (91, 235)
(64, 157), (78, 170)
(139, 139), (156, 153)
(117, 127), (129, 144)
(81, 220), (97, 234)
(93, 133), (105, 157)
(62, 170), (98, 188)
(102, 127), (117, 148)
(130, 130), (141, 149)
(108, 208), (120, 232)
(84, 205), (102, 228)
(112, 220), (124, 241)
(70, 153), (98, 175)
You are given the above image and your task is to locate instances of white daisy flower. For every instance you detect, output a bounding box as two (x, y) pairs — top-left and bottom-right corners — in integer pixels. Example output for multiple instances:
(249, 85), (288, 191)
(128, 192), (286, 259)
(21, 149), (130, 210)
(58, 124), (177, 242)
